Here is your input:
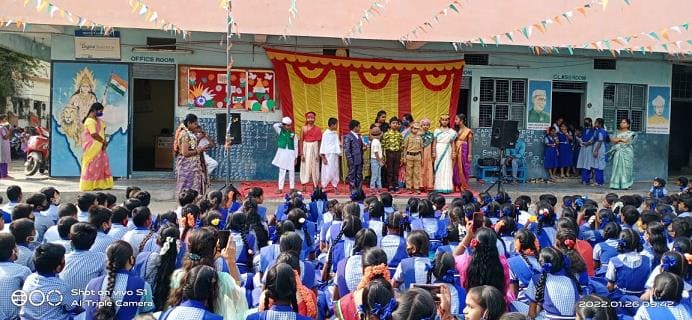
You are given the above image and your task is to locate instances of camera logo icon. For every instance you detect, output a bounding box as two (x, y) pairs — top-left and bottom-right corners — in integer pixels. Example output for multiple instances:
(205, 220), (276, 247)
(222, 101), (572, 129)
(11, 290), (28, 307)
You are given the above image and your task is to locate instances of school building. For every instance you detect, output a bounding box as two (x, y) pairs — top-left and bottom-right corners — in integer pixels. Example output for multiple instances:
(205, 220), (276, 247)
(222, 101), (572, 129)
(1, 1), (689, 182)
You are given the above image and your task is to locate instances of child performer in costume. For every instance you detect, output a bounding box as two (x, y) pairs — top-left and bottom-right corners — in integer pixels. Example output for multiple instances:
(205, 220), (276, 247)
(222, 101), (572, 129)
(300, 112), (322, 192)
(272, 117), (299, 194)
(419, 118), (435, 192)
(320, 118), (341, 194)
(402, 122), (423, 194)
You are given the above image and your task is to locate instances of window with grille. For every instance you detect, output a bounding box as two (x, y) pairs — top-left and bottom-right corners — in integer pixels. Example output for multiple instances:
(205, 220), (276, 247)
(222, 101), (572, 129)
(602, 83), (646, 132)
(478, 78), (527, 128)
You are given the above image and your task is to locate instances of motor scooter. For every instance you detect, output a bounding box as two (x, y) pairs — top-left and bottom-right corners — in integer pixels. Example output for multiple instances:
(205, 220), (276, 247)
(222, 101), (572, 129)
(24, 126), (50, 176)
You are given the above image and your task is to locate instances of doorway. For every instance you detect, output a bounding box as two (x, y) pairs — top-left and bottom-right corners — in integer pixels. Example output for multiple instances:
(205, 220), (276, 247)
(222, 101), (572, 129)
(457, 76), (471, 117)
(552, 81), (586, 128)
(132, 78), (175, 171)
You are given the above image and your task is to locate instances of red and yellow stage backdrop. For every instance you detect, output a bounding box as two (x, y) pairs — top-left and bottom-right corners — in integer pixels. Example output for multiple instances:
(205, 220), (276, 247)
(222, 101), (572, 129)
(266, 48), (464, 134)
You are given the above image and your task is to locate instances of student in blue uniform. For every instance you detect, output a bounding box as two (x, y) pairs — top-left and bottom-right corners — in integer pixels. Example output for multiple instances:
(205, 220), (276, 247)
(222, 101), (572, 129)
(266, 232), (317, 291)
(19, 243), (83, 320)
(133, 224), (180, 311)
(381, 192), (395, 219)
(83, 240), (155, 319)
(9, 218), (36, 271)
(642, 221), (668, 267)
(336, 228), (377, 298)
(544, 127), (559, 182)
(322, 214), (361, 277)
(606, 229), (651, 315)
(431, 193), (447, 220)
(381, 211), (408, 277)
(160, 265), (223, 320)
(507, 229), (541, 303)
(521, 247), (580, 319)
(0, 233), (32, 320)
(320, 200), (343, 251)
(411, 199), (447, 253)
(593, 222), (621, 277)
(641, 251), (691, 303)
(226, 185), (244, 215)
(591, 118), (608, 186)
(495, 216), (517, 256)
(286, 208), (316, 260)
(309, 187), (328, 224)
(246, 187), (267, 222)
(393, 230), (431, 290)
(59, 222), (105, 301)
(436, 222), (461, 256)
(247, 263), (311, 320)
(207, 190), (229, 228)
(365, 198), (385, 243)
(530, 204), (557, 250)
(88, 206), (117, 253)
(557, 123), (573, 179)
(428, 252), (466, 316)
(260, 220), (295, 276)
(634, 272), (690, 320)
(228, 211), (257, 274)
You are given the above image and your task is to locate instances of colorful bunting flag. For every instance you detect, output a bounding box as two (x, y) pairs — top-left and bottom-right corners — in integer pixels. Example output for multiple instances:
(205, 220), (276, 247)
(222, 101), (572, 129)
(567, 45), (574, 55)
(505, 32), (514, 42)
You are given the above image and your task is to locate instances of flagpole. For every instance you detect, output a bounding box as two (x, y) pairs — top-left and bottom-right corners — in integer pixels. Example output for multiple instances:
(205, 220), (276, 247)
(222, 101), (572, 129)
(102, 73), (112, 102)
(224, 0), (234, 193)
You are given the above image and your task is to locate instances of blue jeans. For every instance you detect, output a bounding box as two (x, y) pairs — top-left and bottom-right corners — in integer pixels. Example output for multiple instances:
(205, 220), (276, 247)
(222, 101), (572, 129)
(370, 159), (382, 189)
(501, 157), (523, 180)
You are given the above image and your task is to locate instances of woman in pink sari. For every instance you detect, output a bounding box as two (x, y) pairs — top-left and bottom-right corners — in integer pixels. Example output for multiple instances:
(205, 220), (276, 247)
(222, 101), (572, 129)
(79, 103), (113, 191)
(453, 113), (473, 192)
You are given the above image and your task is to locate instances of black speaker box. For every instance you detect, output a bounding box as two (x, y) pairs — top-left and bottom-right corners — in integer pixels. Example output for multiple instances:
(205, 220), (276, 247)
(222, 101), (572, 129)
(215, 113), (242, 145)
(490, 120), (518, 149)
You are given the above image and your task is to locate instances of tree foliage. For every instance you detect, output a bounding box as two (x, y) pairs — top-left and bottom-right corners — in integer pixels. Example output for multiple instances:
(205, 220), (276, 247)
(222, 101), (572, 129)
(0, 47), (42, 100)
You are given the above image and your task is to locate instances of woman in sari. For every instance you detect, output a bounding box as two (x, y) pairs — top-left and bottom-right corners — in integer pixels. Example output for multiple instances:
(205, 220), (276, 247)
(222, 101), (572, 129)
(453, 113), (473, 192)
(79, 103), (113, 191)
(433, 114), (457, 193)
(174, 114), (209, 196)
(420, 118), (435, 192)
(609, 118), (636, 190)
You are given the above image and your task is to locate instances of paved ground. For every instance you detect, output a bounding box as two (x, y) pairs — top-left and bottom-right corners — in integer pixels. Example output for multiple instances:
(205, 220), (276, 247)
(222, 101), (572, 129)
(2, 160), (656, 214)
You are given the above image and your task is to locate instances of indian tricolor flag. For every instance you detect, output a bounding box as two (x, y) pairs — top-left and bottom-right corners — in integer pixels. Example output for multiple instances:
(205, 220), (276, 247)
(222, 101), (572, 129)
(108, 74), (128, 96)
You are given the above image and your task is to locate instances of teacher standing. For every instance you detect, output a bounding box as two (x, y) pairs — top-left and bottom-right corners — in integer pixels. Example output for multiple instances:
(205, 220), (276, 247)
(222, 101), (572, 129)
(609, 118), (636, 190)
(174, 114), (209, 196)
(79, 102), (113, 191)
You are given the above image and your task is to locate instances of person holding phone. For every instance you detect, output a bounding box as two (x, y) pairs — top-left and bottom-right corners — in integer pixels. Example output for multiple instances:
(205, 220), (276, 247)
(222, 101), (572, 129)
(454, 224), (514, 305)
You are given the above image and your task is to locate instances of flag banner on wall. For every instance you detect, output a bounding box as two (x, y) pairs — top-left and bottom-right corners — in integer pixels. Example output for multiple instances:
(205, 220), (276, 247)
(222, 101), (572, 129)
(265, 48), (465, 135)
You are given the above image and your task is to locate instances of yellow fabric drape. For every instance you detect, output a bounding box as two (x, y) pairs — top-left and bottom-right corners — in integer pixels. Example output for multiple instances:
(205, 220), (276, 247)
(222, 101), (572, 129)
(410, 74), (454, 130)
(287, 65), (339, 131)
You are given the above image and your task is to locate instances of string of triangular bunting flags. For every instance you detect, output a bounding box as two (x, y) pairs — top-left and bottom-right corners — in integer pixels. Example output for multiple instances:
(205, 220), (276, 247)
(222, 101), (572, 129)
(530, 23), (690, 56)
(343, 0), (392, 44)
(449, 0), (630, 50)
(0, 18), (29, 31)
(282, 0), (299, 38)
(127, 0), (191, 39)
(399, 0), (462, 45)
(21, 0), (112, 35)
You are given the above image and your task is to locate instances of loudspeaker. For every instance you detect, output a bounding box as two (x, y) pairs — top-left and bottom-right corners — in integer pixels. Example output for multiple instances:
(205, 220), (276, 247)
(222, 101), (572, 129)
(215, 113), (242, 145)
(490, 120), (518, 149)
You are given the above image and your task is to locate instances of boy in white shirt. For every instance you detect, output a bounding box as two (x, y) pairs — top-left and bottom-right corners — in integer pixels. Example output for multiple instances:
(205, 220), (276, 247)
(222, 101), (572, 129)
(320, 118), (341, 194)
(369, 126), (384, 193)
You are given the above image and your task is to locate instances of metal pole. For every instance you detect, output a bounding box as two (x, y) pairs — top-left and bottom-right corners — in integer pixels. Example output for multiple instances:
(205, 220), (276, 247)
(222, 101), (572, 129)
(224, 0), (233, 190)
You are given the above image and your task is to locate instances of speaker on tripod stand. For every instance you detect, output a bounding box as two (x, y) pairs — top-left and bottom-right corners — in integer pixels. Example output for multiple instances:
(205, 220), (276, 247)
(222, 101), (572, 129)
(485, 120), (519, 194)
(491, 120), (519, 149)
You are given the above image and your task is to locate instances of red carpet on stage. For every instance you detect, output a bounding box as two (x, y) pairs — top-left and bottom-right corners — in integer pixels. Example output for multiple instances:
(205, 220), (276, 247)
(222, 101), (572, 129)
(235, 181), (478, 200)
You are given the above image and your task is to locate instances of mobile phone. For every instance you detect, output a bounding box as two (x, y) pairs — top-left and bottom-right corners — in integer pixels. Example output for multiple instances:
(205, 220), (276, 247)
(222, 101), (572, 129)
(218, 230), (231, 249)
(412, 284), (441, 302)
(472, 211), (484, 231)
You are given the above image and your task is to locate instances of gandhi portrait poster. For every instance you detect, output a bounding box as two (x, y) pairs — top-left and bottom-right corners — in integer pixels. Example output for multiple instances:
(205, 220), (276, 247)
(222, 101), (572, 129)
(527, 80), (552, 130)
(646, 86), (670, 134)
